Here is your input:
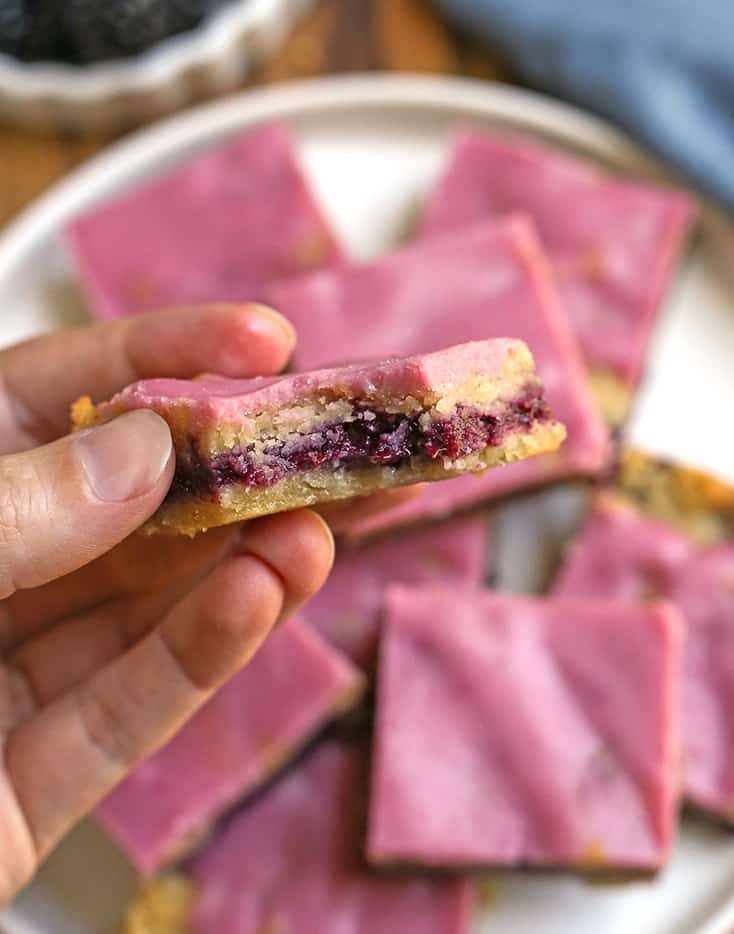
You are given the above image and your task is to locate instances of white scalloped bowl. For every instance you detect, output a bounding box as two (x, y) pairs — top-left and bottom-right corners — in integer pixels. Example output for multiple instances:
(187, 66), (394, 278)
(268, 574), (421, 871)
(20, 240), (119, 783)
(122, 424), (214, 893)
(0, 0), (315, 131)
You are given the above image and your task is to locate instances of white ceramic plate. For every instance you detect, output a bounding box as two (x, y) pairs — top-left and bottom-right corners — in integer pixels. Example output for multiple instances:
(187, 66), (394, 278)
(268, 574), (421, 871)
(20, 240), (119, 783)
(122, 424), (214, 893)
(0, 74), (733, 934)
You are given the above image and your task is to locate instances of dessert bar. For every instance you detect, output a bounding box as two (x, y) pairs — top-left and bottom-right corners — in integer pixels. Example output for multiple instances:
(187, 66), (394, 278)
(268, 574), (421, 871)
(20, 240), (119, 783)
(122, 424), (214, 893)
(97, 618), (363, 874)
(66, 123), (344, 319)
(269, 218), (607, 536)
(421, 130), (695, 422)
(122, 743), (473, 934)
(368, 585), (681, 871)
(302, 517), (488, 669)
(73, 338), (563, 536)
(554, 450), (734, 819)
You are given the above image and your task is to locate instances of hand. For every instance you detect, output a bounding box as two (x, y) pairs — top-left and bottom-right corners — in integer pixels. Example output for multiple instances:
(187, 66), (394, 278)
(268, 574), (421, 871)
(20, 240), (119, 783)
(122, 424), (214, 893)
(0, 303), (365, 904)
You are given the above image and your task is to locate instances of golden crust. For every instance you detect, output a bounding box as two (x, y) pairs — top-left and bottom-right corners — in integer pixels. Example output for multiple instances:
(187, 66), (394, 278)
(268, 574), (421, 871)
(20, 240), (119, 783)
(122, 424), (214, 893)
(70, 395), (100, 430)
(144, 421), (566, 537)
(587, 369), (633, 428)
(615, 448), (734, 544)
(119, 875), (194, 934)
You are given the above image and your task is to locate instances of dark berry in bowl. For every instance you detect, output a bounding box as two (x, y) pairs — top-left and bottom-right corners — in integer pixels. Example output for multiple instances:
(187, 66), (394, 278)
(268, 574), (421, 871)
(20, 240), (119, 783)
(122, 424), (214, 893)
(64, 0), (174, 64)
(20, 1), (65, 62)
(167, 0), (226, 33)
(0, 0), (30, 57)
(0, 0), (233, 65)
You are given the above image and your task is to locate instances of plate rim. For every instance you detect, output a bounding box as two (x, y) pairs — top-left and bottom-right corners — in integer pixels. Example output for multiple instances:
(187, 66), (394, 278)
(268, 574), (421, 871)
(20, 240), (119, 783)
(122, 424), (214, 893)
(1, 71), (729, 282)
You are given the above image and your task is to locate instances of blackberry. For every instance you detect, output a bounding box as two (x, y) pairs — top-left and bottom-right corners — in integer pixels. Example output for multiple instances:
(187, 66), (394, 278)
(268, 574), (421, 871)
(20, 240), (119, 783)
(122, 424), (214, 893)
(167, 0), (225, 34)
(3, 0), (233, 64)
(0, 0), (30, 58)
(63, 0), (173, 64)
(21, 1), (64, 62)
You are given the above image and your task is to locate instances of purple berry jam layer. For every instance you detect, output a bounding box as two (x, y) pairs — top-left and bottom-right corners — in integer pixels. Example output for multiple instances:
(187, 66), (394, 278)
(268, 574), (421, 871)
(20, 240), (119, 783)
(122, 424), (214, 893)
(172, 392), (551, 502)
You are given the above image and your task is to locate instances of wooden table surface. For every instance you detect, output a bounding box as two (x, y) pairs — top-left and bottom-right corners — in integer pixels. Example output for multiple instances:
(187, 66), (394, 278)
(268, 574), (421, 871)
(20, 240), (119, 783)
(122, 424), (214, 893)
(0, 0), (516, 229)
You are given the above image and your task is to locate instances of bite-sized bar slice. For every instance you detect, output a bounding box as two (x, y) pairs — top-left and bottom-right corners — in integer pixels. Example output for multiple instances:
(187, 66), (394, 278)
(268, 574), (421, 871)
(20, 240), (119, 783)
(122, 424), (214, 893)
(269, 218), (608, 536)
(185, 742), (473, 934)
(65, 123), (344, 319)
(554, 450), (734, 819)
(368, 585), (682, 872)
(97, 618), (364, 876)
(72, 338), (564, 536)
(421, 130), (695, 423)
(302, 517), (488, 670)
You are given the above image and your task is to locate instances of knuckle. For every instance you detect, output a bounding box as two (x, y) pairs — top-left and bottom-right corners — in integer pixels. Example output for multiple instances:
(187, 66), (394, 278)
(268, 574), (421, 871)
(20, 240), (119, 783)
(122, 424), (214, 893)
(0, 459), (47, 597)
(76, 681), (139, 773)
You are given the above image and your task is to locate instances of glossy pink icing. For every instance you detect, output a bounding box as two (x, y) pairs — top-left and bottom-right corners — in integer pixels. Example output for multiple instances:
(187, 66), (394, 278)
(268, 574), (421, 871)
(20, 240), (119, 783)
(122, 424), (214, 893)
(421, 130), (695, 383)
(670, 546), (734, 817)
(268, 217), (609, 534)
(189, 742), (472, 934)
(66, 123), (345, 319)
(553, 497), (694, 600)
(302, 518), (488, 670)
(554, 497), (734, 818)
(96, 618), (362, 875)
(97, 338), (533, 430)
(368, 585), (682, 869)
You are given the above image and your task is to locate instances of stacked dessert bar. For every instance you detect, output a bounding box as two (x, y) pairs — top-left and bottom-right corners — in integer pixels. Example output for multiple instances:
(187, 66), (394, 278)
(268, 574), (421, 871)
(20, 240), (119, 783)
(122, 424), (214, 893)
(63, 121), (715, 934)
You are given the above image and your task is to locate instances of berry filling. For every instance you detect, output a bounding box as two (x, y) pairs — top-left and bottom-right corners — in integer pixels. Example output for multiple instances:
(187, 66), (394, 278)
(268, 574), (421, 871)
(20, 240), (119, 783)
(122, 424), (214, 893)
(171, 392), (550, 501)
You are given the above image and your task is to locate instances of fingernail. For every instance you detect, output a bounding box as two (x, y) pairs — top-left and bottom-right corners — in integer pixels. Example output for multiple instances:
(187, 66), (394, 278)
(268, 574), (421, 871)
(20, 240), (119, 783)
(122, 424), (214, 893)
(248, 304), (297, 353)
(308, 509), (336, 568)
(77, 410), (173, 503)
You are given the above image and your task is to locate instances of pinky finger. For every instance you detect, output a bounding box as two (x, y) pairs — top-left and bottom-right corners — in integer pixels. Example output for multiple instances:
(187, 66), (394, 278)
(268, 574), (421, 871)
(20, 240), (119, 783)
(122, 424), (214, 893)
(5, 552), (283, 864)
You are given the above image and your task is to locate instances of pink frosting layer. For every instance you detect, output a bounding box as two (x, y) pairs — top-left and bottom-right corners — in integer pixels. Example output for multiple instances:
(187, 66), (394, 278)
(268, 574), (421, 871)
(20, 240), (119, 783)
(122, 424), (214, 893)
(96, 618), (362, 876)
(98, 338), (532, 430)
(268, 217), (609, 534)
(189, 742), (472, 934)
(368, 585), (682, 869)
(421, 130), (695, 383)
(554, 497), (734, 818)
(65, 123), (345, 320)
(302, 518), (488, 670)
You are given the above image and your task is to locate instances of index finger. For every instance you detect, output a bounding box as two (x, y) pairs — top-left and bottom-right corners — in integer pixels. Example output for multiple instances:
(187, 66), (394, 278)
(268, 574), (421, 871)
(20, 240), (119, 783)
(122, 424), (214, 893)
(0, 303), (295, 451)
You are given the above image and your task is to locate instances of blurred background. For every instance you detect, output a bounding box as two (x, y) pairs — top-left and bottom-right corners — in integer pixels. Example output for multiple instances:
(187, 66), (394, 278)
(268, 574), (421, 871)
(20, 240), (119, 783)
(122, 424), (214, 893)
(3, 0), (732, 224)
(0, 0), (514, 227)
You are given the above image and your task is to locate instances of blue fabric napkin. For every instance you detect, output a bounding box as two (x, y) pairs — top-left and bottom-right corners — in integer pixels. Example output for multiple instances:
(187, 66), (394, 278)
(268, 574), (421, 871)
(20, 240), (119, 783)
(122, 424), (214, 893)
(433, 0), (734, 212)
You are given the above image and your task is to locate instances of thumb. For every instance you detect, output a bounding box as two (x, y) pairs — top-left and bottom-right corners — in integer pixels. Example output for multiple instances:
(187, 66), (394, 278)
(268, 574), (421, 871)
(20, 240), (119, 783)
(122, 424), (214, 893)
(0, 410), (173, 599)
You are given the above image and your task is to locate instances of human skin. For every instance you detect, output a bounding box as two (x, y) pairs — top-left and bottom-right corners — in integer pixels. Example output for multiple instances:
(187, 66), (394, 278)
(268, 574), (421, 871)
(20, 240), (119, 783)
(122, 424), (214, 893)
(0, 303), (412, 904)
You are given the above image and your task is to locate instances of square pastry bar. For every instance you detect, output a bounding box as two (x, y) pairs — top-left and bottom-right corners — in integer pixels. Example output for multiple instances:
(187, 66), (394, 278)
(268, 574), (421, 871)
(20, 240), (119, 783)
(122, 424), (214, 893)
(97, 618), (363, 875)
(121, 743), (473, 934)
(65, 123), (345, 319)
(554, 450), (734, 821)
(421, 130), (695, 422)
(302, 517), (488, 670)
(269, 218), (608, 536)
(72, 339), (564, 536)
(368, 585), (682, 872)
